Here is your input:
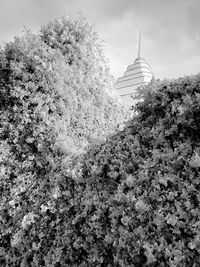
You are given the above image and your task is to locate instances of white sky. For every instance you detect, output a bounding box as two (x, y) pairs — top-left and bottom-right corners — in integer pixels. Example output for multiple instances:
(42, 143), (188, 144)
(0, 0), (200, 80)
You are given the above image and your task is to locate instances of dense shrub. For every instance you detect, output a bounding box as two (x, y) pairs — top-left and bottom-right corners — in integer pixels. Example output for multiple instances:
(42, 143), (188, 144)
(2, 67), (200, 265)
(18, 73), (199, 267)
(1, 14), (200, 267)
(0, 16), (129, 266)
(76, 74), (200, 266)
(39, 16), (130, 151)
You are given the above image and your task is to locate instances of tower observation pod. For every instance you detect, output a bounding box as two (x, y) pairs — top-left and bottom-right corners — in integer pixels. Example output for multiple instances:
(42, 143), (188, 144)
(114, 31), (153, 106)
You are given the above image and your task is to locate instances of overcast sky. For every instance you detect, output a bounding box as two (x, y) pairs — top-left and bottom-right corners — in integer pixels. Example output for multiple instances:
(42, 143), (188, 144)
(0, 0), (200, 80)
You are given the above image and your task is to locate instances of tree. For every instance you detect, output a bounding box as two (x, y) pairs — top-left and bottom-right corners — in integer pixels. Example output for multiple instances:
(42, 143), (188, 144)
(40, 15), (130, 153)
(74, 73), (200, 266)
(0, 16), (130, 266)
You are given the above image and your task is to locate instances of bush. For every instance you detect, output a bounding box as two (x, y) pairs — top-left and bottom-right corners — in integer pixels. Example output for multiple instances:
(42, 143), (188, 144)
(0, 15), (129, 266)
(76, 74), (200, 266)
(2, 69), (200, 265)
(2, 14), (200, 267)
(39, 15), (130, 152)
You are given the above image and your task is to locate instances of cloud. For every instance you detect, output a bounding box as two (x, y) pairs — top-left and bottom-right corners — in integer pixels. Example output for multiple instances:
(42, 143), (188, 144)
(0, 0), (199, 79)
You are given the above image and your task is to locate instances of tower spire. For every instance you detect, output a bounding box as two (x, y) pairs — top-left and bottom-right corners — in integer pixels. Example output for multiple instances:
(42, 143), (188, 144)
(138, 30), (142, 58)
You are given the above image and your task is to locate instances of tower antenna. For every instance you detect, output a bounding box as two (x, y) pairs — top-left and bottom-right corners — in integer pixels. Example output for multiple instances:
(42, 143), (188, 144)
(138, 30), (142, 58)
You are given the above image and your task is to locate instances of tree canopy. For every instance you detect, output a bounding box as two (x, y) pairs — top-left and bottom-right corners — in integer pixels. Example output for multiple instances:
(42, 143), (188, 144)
(1, 14), (200, 267)
(0, 15), (130, 266)
(77, 74), (200, 266)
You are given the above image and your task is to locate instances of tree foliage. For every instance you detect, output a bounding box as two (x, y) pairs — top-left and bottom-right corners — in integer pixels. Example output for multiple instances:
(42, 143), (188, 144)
(39, 15), (130, 152)
(76, 74), (200, 266)
(2, 63), (200, 265)
(0, 15), (129, 266)
(2, 14), (200, 267)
